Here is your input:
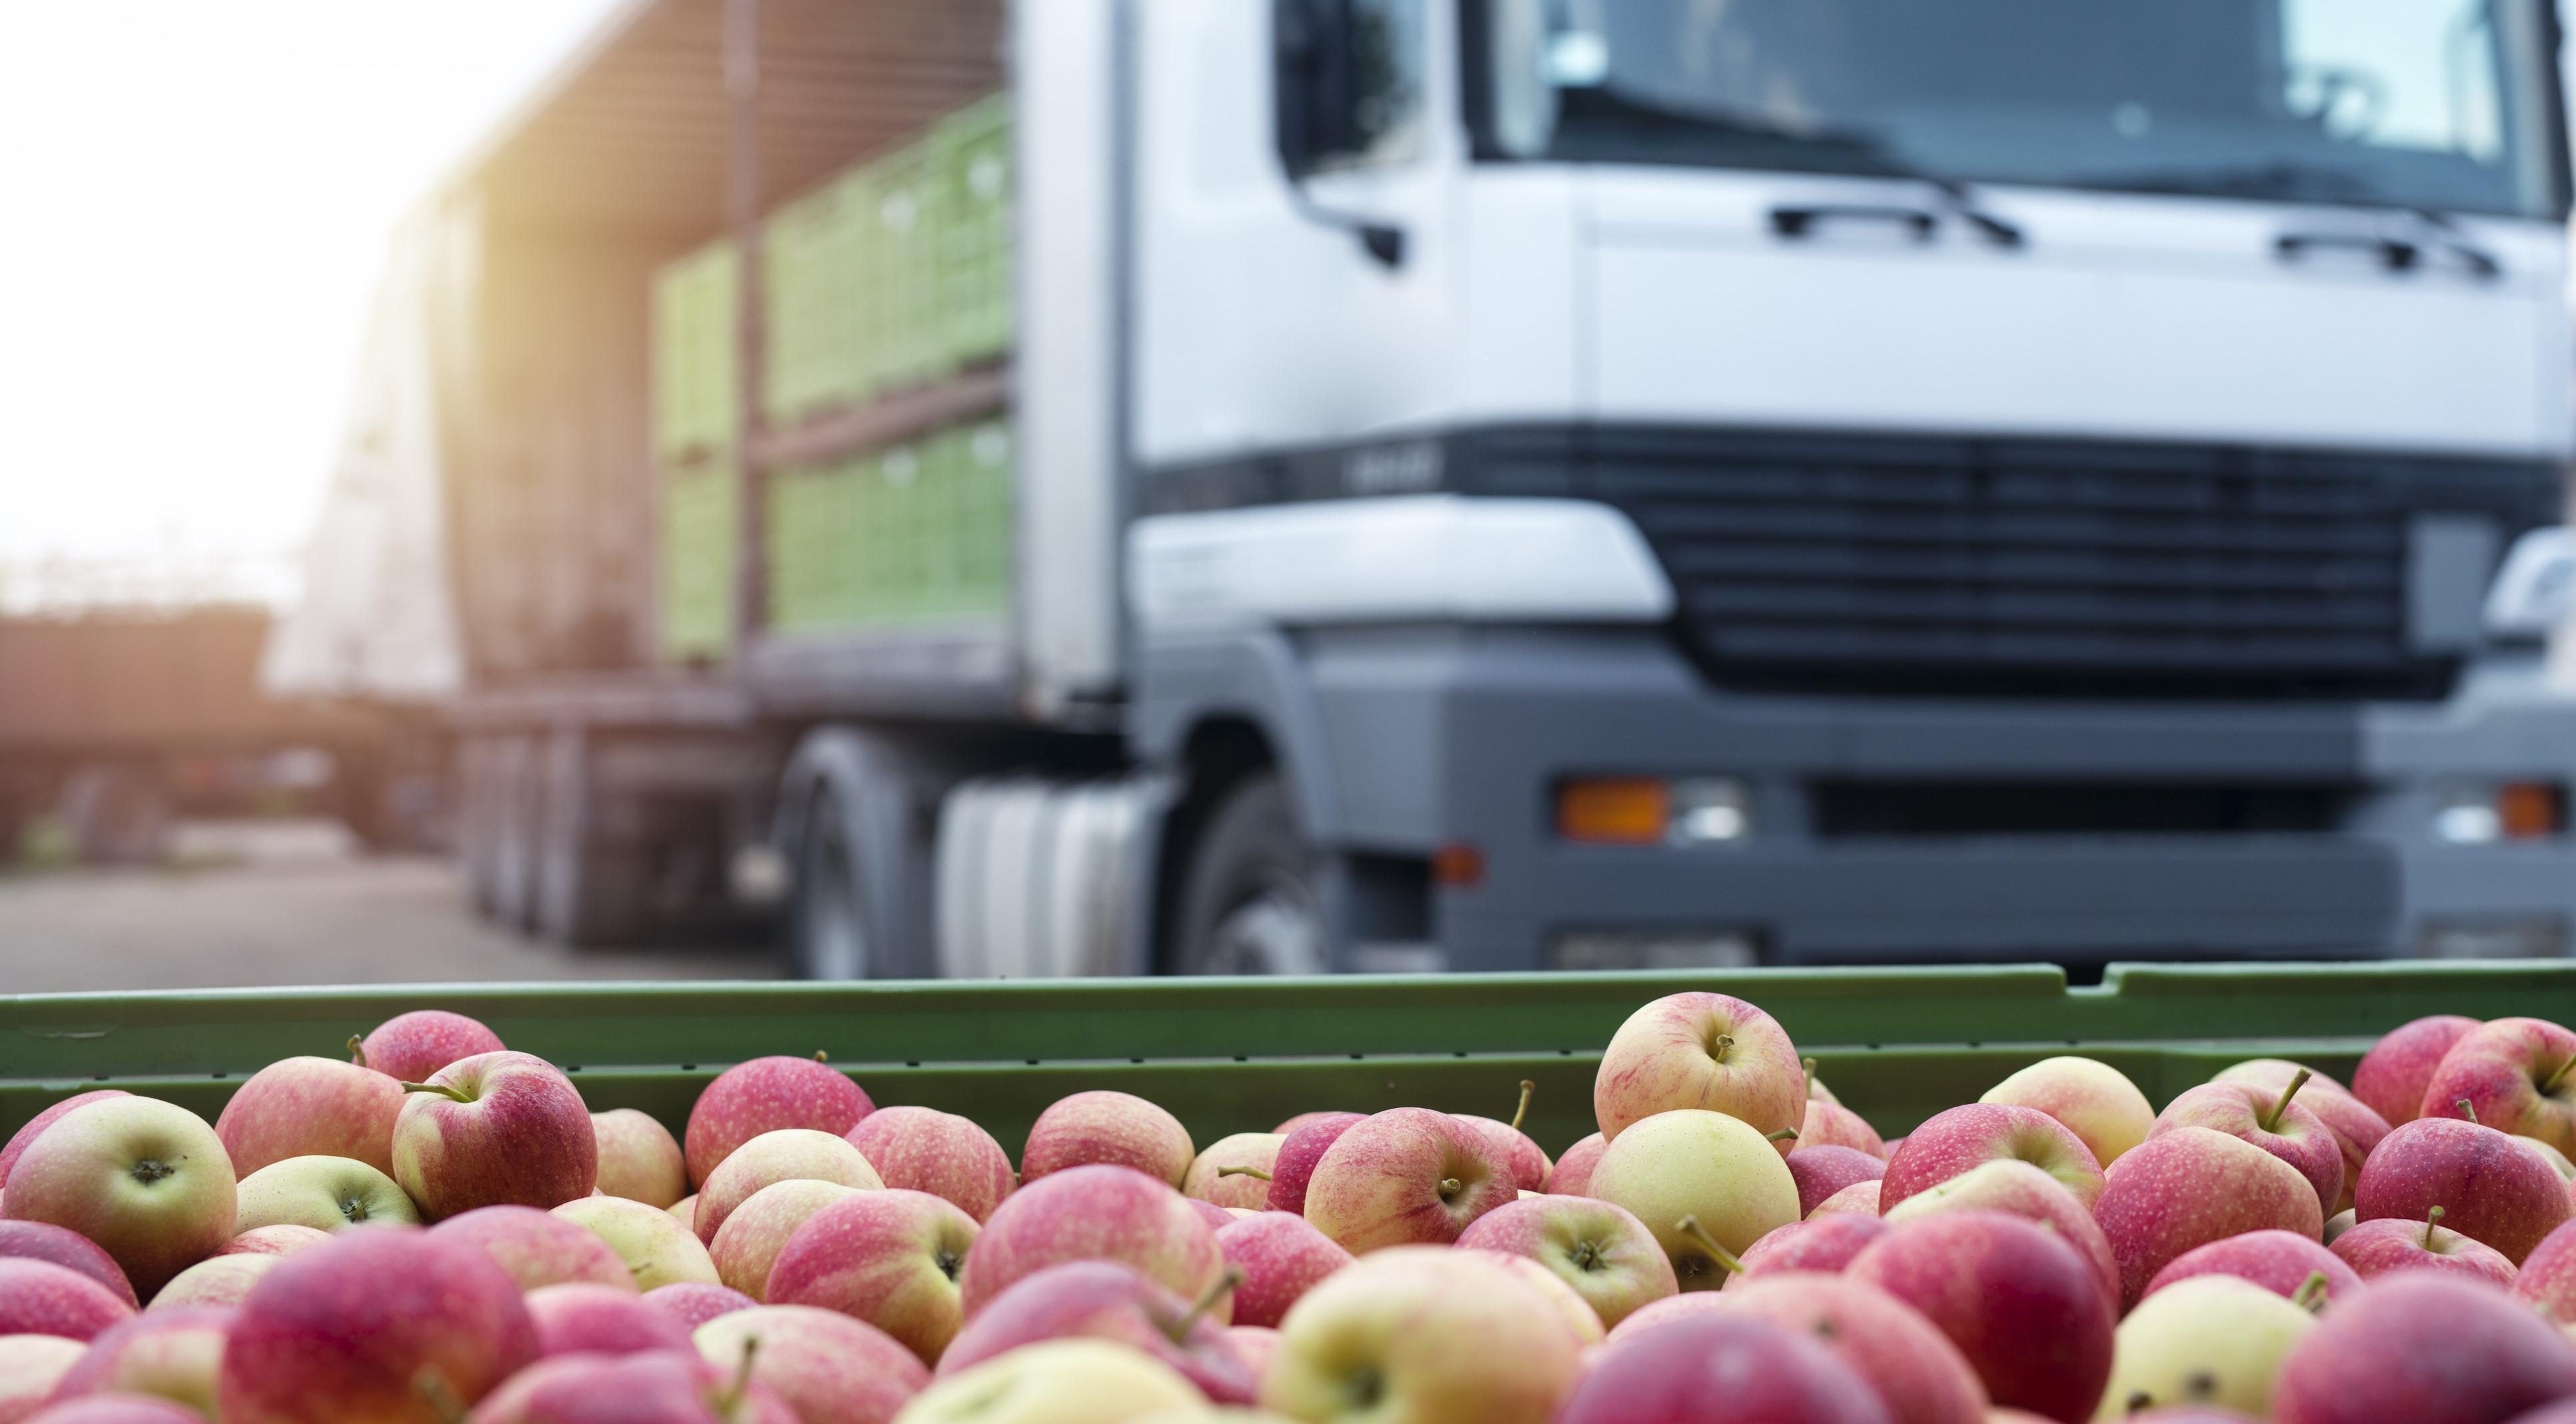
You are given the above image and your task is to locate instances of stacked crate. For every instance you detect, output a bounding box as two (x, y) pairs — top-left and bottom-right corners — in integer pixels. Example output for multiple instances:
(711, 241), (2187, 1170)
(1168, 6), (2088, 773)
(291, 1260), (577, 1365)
(652, 243), (741, 661)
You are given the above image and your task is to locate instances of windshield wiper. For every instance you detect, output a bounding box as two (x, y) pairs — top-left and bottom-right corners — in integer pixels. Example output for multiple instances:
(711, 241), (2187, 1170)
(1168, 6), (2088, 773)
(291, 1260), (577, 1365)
(2079, 161), (2503, 278)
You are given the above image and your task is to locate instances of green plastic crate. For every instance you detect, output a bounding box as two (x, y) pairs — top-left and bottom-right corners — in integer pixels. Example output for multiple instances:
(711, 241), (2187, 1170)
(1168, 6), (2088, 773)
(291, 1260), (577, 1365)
(865, 143), (942, 392)
(651, 242), (739, 460)
(930, 94), (1013, 370)
(3, 963), (2571, 1155)
(763, 172), (874, 427)
(658, 460), (738, 661)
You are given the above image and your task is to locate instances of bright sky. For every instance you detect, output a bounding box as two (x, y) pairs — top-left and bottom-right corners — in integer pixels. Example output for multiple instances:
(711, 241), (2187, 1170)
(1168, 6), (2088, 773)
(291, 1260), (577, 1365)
(0, 0), (621, 595)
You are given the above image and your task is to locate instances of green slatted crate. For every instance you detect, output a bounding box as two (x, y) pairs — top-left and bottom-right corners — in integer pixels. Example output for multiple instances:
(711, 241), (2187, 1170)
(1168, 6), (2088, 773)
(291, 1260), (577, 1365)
(930, 94), (1014, 370)
(657, 460), (738, 661)
(866, 145), (942, 392)
(651, 242), (738, 461)
(764, 172), (874, 427)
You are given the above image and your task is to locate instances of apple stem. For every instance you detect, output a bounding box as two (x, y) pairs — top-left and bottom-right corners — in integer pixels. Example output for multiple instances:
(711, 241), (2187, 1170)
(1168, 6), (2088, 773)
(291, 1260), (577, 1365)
(1674, 1214), (1744, 1279)
(400, 1081), (471, 1103)
(2292, 1270), (2331, 1314)
(1508, 1079), (1535, 1134)
(1438, 1177), (1462, 1197)
(2544, 1058), (2576, 1097)
(347, 1034), (368, 1068)
(415, 1367), (468, 1424)
(1763, 1128), (1800, 1144)
(1711, 1034), (1736, 1063)
(2258, 1069), (2310, 1133)
(1802, 1057), (1820, 1099)
(2425, 1205), (2446, 1249)
(717, 1337), (760, 1413)
(2457, 1099), (2479, 1125)
(1218, 1165), (1274, 1182)
(1165, 1266), (1246, 1343)
(814, 1050), (830, 1064)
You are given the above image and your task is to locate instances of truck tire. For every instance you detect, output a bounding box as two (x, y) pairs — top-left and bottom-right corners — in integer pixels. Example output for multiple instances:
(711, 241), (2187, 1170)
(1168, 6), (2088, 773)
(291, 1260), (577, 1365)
(777, 729), (946, 981)
(489, 737), (543, 933)
(535, 731), (649, 949)
(1172, 772), (1327, 975)
(458, 741), (501, 916)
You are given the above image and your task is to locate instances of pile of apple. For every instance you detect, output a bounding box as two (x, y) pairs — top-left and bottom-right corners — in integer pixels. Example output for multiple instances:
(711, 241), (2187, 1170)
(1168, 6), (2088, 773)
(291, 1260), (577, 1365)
(3, 1000), (2576, 1423)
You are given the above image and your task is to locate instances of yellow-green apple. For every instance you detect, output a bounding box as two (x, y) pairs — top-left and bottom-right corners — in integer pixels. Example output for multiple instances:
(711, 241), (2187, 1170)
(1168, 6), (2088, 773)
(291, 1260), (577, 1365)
(554, 1195), (722, 1291)
(956, 1163), (1227, 1320)
(2, 1097), (235, 1299)
(694, 1131), (881, 1249)
(1300, 1108), (1516, 1254)
(0, 1221), (136, 1307)
(1979, 1056), (2154, 1168)
(684, 1055), (874, 1190)
(1214, 1211), (1352, 1329)
(1182, 1134), (1285, 1211)
(0, 1333), (85, 1418)
(710, 1179), (862, 1299)
(429, 1203), (635, 1292)
(1786, 1145), (1886, 1216)
(2353, 1115), (2570, 1263)
(1879, 1159), (2117, 1304)
(2139, 1229), (2362, 1307)
(1590, 1109), (1800, 1289)
(214, 1057), (406, 1178)
(219, 1225), (331, 1259)
(591, 1109), (688, 1209)
(351, 1009), (505, 1083)
(233, 1155), (418, 1234)
(0, 1259), (133, 1341)
(692, 1304), (928, 1424)
(2149, 1076), (2343, 1219)
(1263, 1248), (1586, 1424)
(464, 1350), (801, 1424)
(1457, 1081), (1554, 1191)
(1593, 992), (1804, 1146)
(2097, 1275), (2313, 1419)
(2212, 1059), (2388, 1213)
(1844, 1211), (2113, 1423)
(765, 1188), (980, 1365)
(936, 1259), (1256, 1402)
(2353, 1015), (2481, 1127)
(1812, 1180), (1882, 1217)
(1019, 1091), (1194, 1188)
(2270, 1273), (2576, 1424)
(2091, 1127), (2324, 1308)
(1225, 1323), (1281, 1380)
(2419, 1017), (2576, 1157)
(1878, 1105), (2103, 1213)
(149, 1253), (278, 1309)
(1731, 1213), (1889, 1285)
(897, 1339), (1204, 1424)
(844, 1106), (1014, 1223)
(2331, 1206), (2515, 1286)
(215, 1227), (537, 1423)
(1455, 1195), (1674, 1330)
(1265, 1113), (1364, 1215)
(523, 1281), (696, 1357)
(1702, 1273), (1989, 1424)
(0, 1091), (127, 1193)
(1544, 1133), (1607, 1197)
(646, 1282), (759, 1331)
(1801, 1099), (1888, 1158)
(1556, 1311), (1895, 1424)
(392, 1051), (597, 1218)
(1457, 1247), (1606, 1345)
(47, 1306), (233, 1415)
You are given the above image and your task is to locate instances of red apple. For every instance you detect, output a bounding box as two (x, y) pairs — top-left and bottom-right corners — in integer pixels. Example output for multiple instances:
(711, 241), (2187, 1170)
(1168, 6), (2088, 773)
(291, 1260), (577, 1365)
(1214, 1211), (1353, 1329)
(645, 1282), (760, 1331)
(1555, 1311), (1895, 1424)
(1265, 1113), (1364, 1215)
(1226, 1323), (1280, 1379)
(0, 1221), (136, 1308)
(1457, 1080), (1553, 1191)
(1275, 1111), (1352, 1136)
(1731, 1214), (1890, 1284)
(935, 1259), (1256, 1403)
(842, 1107), (1013, 1224)
(1602, 1289), (1731, 1343)
(463, 1350), (800, 1424)
(1455, 1195), (1675, 1330)
(1811, 1180), (1883, 1217)
(1880, 1104), (2103, 1213)
(17, 1398), (202, 1423)
(524, 1281), (696, 1357)
(955, 1163), (1227, 1320)
(2092, 1127), (2325, 1309)
(2213, 1059), (2389, 1215)
(2150, 1075), (2343, 1219)
(1181, 1133), (1286, 1211)
(2140, 1229), (2363, 1308)
(1846, 1211), (2113, 1424)
(691, 1305), (929, 1424)
(0, 1092), (128, 1191)
(2354, 1015), (2481, 1127)
(351, 1009), (505, 1083)
(1705, 1273), (1990, 1424)
(764, 1188), (979, 1366)
(219, 1225), (331, 1259)
(1300, 1108), (1516, 1253)
(2516, 1218), (2576, 1323)
(683, 1055), (873, 1190)
(1018, 1091), (1192, 1188)
(1878, 1159), (2118, 1305)
(1786, 1145), (1886, 1216)
(692, 1130), (881, 1248)
(2331, 1207), (2517, 1287)
(431, 1203), (637, 1293)
(392, 1051), (596, 1219)
(3, 1098), (235, 1299)
(1546, 1133), (1608, 1196)
(0, 1259), (133, 1341)
(1593, 992), (1806, 1146)
(2421, 1018), (2576, 1157)
(1801, 1099), (1888, 1158)
(1980, 1056), (2155, 1169)
(591, 1109), (688, 1209)
(2355, 1116), (2571, 1264)
(41, 1305), (230, 1416)
(213, 1057), (406, 1179)
(709, 1180), (862, 1300)
(149, 1254), (279, 1309)
(2269, 1273), (2576, 1424)
(215, 1227), (537, 1422)
(0, 1335), (85, 1421)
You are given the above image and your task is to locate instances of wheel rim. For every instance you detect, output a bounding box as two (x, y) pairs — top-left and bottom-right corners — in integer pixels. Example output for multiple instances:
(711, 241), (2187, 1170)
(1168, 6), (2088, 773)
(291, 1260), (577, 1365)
(1199, 877), (1326, 975)
(804, 796), (869, 980)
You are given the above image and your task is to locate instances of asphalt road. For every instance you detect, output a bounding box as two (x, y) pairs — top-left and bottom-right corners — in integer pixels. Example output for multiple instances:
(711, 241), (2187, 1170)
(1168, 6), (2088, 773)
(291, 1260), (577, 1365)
(0, 832), (772, 993)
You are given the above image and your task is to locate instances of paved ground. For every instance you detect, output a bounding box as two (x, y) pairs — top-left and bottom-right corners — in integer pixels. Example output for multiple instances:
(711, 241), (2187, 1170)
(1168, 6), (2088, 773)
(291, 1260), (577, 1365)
(0, 825), (772, 993)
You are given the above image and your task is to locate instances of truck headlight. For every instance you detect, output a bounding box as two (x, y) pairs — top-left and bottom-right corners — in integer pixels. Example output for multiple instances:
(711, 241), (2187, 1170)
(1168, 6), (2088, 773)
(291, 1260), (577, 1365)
(2433, 783), (2565, 843)
(1556, 777), (1754, 846)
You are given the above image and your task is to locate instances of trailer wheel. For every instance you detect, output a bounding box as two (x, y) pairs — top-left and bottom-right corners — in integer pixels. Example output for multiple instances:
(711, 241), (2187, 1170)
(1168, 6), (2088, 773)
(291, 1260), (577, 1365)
(778, 728), (945, 981)
(1174, 772), (1326, 975)
(789, 783), (873, 980)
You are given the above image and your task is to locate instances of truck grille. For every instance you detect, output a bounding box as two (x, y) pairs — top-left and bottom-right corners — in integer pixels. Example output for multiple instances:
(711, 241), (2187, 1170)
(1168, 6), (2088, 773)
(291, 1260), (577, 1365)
(1588, 430), (2558, 700)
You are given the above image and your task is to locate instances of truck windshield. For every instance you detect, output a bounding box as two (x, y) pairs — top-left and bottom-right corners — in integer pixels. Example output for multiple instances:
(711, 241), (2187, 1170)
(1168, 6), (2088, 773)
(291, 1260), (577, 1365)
(1479, 0), (2566, 220)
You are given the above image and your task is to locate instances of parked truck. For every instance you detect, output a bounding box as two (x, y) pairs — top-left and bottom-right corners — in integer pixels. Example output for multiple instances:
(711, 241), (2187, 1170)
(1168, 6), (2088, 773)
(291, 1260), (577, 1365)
(296, 0), (2576, 977)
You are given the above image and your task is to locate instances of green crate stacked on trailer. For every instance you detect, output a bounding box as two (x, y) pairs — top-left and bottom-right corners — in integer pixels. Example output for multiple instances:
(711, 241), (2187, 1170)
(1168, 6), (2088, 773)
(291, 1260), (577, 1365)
(866, 143), (941, 393)
(762, 175), (872, 429)
(651, 242), (738, 461)
(932, 94), (1013, 370)
(657, 463), (738, 661)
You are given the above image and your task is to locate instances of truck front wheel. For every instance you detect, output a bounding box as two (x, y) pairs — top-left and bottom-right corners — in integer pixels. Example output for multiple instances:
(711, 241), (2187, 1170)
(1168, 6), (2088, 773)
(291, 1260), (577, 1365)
(1174, 773), (1327, 976)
